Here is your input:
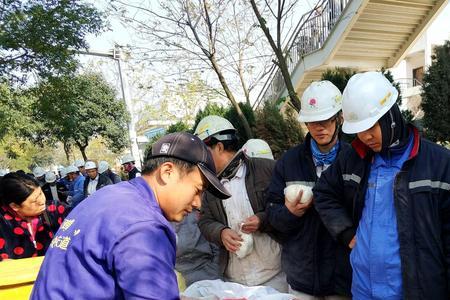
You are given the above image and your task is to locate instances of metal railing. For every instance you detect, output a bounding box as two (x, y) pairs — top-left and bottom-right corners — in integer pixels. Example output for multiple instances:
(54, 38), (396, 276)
(254, 0), (350, 109)
(396, 78), (423, 95)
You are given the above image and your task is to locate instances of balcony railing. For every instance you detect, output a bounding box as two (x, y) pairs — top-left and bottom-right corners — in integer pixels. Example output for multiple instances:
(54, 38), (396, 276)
(396, 78), (423, 96)
(254, 0), (350, 109)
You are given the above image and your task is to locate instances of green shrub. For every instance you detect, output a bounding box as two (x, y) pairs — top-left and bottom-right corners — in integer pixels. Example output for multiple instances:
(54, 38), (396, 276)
(254, 102), (304, 159)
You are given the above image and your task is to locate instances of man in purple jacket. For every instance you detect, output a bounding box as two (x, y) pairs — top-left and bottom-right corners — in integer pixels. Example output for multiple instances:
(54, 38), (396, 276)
(31, 132), (230, 300)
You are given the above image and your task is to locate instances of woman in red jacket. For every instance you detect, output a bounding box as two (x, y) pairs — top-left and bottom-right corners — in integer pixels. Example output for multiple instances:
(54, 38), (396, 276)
(0, 172), (68, 260)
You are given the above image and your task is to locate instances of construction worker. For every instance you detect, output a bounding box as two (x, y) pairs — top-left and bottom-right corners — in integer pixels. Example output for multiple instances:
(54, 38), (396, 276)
(98, 161), (121, 184)
(241, 139), (274, 160)
(42, 171), (68, 205)
(57, 167), (70, 191)
(31, 132), (230, 299)
(83, 161), (113, 198)
(266, 81), (351, 299)
(32, 166), (46, 187)
(74, 159), (86, 176)
(195, 115), (287, 292)
(57, 166), (65, 179)
(66, 165), (85, 208)
(121, 154), (141, 180)
(314, 71), (450, 300)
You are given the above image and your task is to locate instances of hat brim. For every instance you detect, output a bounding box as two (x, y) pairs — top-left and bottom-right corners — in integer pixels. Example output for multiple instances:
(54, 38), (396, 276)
(197, 163), (231, 199)
(298, 109), (340, 123)
(342, 115), (379, 134)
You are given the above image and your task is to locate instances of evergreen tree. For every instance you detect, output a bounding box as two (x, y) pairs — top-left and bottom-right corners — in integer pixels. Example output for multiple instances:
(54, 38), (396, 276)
(421, 40), (450, 142)
(254, 102), (304, 159)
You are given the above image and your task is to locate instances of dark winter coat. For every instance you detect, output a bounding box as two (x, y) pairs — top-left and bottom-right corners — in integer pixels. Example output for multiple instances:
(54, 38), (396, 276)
(266, 134), (352, 296)
(198, 156), (276, 276)
(128, 167), (141, 180)
(42, 182), (68, 204)
(314, 126), (450, 300)
(83, 173), (113, 199)
(105, 170), (121, 184)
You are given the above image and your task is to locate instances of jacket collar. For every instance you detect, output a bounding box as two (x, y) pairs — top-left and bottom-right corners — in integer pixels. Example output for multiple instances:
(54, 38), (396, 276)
(408, 126), (420, 159)
(218, 151), (246, 180)
(351, 124), (421, 160)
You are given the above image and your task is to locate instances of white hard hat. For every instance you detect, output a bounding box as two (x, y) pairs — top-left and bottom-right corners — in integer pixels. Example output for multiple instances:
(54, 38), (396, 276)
(33, 166), (45, 178)
(242, 139), (274, 160)
(342, 71), (398, 134)
(98, 161), (109, 174)
(66, 165), (79, 174)
(57, 165), (65, 172)
(45, 171), (57, 183)
(74, 159), (85, 168)
(60, 167), (68, 178)
(121, 154), (135, 165)
(298, 81), (342, 123)
(194, 115), (236, 141)
(84, 161), (97, 170)
(0, 169), (8, 176)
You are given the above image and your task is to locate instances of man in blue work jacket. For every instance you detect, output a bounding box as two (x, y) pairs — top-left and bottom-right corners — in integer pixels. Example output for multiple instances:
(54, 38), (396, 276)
(314, 71), (450, 300)
(31, 132), (230, 300)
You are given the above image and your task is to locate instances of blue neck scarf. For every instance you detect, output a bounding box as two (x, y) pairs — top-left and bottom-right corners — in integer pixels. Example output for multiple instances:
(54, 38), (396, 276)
(310, 139), (340, 167)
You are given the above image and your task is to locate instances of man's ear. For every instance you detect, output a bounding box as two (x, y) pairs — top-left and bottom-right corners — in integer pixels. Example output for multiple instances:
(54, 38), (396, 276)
(157, 161), (176, 185)
(216, 141), (225, 153)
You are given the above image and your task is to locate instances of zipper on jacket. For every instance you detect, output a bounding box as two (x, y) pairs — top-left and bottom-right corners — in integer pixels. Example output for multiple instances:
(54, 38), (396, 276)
(353, 159), (371, 223)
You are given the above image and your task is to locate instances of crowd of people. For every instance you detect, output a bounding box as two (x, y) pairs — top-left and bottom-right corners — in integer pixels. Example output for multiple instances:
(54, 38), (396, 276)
(0, 71), (448, 300)
(0, 156), (141, 260)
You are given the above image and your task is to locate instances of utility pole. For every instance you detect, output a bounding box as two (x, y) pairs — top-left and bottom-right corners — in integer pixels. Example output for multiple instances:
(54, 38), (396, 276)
(76, 46), (141, 169)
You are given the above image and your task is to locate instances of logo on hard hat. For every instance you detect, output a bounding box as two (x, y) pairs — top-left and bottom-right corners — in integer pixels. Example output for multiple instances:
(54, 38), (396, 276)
(347, 112), (359, 122)
(160, 143), (171, 154)
(379, 91), (392, 106)
(334, 94), (342, 104)
(308, 98), (317, 108)
(197, 123), (211, 135)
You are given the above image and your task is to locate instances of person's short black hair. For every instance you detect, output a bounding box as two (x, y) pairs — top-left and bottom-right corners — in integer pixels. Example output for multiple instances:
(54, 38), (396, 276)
(0, 172), (40, 206)
(203, 130), (240, 152)
(205, 137), (240, 152)
(142, 157), (197, 176)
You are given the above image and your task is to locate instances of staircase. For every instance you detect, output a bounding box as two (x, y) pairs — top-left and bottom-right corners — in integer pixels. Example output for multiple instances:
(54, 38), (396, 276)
(254, 0), (448, 108)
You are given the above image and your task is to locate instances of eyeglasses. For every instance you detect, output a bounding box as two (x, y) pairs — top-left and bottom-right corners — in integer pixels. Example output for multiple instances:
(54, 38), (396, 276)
(305, 116), (337, 127)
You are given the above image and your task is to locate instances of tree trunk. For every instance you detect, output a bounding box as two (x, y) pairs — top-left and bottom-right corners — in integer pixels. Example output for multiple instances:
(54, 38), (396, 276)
(184, 0), (253, 139)
(210, 55), (253, 139)
(79, 147), (87, 161)
(63, 141), (72, 164)
(249, 0), (301, 111)
(75, 141), (88, 161)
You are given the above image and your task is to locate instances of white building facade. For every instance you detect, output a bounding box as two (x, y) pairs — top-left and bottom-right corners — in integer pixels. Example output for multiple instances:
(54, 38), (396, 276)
(390, 2), (450, 119)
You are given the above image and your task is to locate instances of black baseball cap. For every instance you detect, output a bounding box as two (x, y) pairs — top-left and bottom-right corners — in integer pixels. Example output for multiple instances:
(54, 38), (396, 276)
(150, 132), (231, 199)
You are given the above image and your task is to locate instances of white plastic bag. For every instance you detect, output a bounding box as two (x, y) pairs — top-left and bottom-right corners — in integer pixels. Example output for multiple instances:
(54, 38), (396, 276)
(181, 279), (298, 300)
(235, 224), (253, 259)
(284, 184), (313, 204)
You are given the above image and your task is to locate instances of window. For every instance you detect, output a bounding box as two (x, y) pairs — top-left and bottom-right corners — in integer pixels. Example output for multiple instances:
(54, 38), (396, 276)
(412, 67), (424, 86)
